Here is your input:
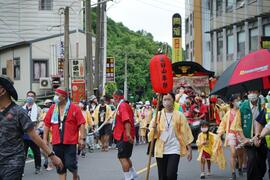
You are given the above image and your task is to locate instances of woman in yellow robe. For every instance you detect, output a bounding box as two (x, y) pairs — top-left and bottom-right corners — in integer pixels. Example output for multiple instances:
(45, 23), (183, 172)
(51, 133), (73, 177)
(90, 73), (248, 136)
(217, 95), (244, 180)
(148, 93), (193, 180)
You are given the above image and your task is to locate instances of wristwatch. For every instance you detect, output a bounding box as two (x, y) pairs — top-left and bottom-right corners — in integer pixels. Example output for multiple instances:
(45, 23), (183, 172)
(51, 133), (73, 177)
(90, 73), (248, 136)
(48, 151), (55, 157)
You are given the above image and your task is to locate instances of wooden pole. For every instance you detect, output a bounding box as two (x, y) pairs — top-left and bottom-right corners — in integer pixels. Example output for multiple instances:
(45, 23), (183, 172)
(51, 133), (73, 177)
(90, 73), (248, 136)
(145, 94), (161, 180)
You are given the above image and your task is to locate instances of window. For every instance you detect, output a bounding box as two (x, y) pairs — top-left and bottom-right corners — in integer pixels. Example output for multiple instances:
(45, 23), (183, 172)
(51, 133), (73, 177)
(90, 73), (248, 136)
(39, 0), (53, 10)
(226, 0), (234, 12)
(237, 31), (245, 59)
(249, 28), (258, 52)
(13, 58), (20, 80)
(211, 34), (214, 62)
(217, 32), (223, 57)
(264, 24), (270, 36)
(216, 0), (223, 16)
(185, 18), (189, 34)
(2, 68), (6, 75)
(227, 32), (234, 56)
(33, 60), (48, 81)
(210, 0), (214, 17)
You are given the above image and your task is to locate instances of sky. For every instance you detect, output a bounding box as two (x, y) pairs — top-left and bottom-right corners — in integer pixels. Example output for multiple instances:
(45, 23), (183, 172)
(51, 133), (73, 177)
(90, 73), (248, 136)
(106, 0), (186, 46)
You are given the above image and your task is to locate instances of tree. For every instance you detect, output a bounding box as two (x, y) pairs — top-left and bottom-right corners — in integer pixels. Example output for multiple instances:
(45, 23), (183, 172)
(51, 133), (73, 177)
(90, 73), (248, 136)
(104, 81), (117, 98)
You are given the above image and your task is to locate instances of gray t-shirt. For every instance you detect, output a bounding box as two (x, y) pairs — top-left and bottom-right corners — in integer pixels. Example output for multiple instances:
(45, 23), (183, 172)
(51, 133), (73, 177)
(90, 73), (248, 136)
(0, 102), (34, 167)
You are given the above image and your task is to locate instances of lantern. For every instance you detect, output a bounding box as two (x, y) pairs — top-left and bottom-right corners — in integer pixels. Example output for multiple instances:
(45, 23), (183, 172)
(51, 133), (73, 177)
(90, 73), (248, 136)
(149, 54), (173, 94)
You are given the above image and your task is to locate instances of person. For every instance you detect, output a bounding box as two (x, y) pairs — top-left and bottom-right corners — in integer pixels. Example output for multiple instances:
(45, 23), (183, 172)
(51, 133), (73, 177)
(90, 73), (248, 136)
(112, 90), (137, 180)
(22, 90), (42, 174)
(140, 101), (153, 143)
(196, 120), (214, 179)
(217, 95), (244, 180)
(254, 100), (270, 179)
(175, 86), (188, 106)
(148, 92), (193, 180)
(43, 87), (86, 180)
(78, 100), (94, 156)
(266, 91), (270, 103)
(93, 97), (113, 152)
(0, 75), (63, 180)
(89, 95), (98, 113)
(40, 99), (54, 171)
(209, 96), (221, 125)
(201, 91), (209, 105)
(192, 96), (208, 120)
(133, 104), (141, 145)
(240, 90), (267, 180)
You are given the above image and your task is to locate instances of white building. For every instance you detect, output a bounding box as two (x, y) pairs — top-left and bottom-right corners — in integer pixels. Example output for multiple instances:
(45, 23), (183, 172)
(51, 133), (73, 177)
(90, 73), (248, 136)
(0, 0), (83, 47)
(0, 31), (95, 100)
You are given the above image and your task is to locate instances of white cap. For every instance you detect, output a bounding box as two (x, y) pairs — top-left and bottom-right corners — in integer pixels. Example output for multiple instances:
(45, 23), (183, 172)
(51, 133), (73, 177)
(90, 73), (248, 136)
(145, 101), (150, 106)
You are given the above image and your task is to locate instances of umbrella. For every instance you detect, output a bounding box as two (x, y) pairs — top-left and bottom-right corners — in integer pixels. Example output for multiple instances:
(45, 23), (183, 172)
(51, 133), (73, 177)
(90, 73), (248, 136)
(211, 49), (270, 99)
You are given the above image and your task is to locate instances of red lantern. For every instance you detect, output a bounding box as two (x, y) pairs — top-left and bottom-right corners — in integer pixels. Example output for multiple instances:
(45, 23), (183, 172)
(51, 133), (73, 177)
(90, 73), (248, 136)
(150, 54), (173, 93)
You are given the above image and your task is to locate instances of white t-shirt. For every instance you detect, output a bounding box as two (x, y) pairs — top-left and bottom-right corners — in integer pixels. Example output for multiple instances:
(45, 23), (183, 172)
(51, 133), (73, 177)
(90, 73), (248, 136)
(161, 112), (180, 155)
(179, 94), (188, 105)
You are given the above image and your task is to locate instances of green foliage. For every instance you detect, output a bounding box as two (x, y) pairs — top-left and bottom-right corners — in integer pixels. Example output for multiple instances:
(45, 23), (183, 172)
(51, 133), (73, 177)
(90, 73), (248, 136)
(105, 81), (117, 98)
(91, 11), (169, 100)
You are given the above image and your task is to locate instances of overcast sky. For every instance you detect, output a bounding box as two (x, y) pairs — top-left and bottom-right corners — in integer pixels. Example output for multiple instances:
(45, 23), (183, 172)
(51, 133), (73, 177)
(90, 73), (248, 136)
(106, 0), (186, 46)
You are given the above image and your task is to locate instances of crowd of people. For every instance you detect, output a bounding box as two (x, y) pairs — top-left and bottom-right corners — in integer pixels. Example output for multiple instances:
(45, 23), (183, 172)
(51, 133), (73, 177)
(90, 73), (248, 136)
(2, 73), (270, 180)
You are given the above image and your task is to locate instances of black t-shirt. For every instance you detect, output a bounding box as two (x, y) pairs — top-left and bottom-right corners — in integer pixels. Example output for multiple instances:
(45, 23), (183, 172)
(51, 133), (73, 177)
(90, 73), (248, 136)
(0, 102), (34, 167)
(98, 106), (107, 126)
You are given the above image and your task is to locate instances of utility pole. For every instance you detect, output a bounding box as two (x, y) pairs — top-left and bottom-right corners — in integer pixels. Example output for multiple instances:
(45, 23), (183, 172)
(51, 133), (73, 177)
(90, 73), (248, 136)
(101, 3), (107, 96)
(64, 6), (69, 89)
(99, 2), (106, 97)
(124, 53), (128, 99)
(94, 0), (101, 96)
(85, 0), (94, 96)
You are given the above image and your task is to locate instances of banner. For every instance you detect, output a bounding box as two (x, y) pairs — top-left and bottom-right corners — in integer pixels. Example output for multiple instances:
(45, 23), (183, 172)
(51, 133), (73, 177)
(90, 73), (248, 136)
(71, 79), (86, 103)
(172, 13), (182, 63)
(71, 59), (84, 78)
(106, 57), (115, 82)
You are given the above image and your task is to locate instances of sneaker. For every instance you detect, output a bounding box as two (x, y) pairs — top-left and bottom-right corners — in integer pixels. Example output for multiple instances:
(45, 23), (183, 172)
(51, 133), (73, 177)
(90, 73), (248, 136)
(46, 166), (53, 171)
(242, 167), (247, 173)
(230, 172), (236, 180)
(200, 172), (205, 179)
(81, 153), (86, 158)
(206, 172), (211, 176)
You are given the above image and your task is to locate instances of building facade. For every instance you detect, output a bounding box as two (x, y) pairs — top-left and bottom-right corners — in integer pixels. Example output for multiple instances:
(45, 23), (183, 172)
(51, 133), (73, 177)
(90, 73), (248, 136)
(209, 0), (270, 76)
(0, 31), (95, 100)
(0, 0), (82, 47)
(185, 0), (211, 70)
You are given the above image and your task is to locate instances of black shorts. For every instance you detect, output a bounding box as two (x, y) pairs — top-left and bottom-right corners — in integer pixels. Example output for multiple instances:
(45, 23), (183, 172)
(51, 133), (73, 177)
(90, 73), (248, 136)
(99, 124), (112, 136)
(0, 165), (24, 180)
(116, 141), (133, 159)
(53, 144), (77, 174)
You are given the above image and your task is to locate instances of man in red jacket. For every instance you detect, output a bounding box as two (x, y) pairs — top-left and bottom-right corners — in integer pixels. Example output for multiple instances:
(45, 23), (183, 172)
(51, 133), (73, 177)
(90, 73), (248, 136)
(112, 90), (137, 180)
(44, 87), (86, 180)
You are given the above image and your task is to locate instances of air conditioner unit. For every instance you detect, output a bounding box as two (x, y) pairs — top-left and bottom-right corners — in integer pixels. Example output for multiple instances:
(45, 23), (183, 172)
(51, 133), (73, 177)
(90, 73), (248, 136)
(40, 77), (52, 89)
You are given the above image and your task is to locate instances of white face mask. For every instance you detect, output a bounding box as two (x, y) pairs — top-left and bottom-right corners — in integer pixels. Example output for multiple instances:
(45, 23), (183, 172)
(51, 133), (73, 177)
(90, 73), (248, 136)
(248, 93), (258, 102)
(201, 127), (208, 132)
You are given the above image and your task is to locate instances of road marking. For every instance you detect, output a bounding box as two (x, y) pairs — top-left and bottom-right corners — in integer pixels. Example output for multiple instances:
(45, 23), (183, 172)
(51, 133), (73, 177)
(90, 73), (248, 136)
(137, 163), (157, 175)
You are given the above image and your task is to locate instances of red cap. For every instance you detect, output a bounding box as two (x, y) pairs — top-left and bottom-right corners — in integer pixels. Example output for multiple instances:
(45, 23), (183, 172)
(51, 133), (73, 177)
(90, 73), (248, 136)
(152, 98), (157, 106)
(210, 96), (218, 103)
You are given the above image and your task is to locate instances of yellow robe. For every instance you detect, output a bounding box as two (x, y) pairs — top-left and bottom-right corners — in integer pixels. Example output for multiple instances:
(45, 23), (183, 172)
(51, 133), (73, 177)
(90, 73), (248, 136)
(148, 109), (194, 158)
(141, 107), (153, 128)
(93, 104), (112, 125)
(196, 132), (226, 170)
(217, 109), (243, 147)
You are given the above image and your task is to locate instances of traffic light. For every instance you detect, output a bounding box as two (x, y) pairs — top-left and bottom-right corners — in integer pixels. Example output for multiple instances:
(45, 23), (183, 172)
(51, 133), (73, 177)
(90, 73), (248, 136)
(51, 76), (61, 89)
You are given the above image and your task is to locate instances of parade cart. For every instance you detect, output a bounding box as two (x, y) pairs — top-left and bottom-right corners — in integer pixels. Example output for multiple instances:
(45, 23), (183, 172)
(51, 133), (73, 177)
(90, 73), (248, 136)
(172, 61), (215, 143)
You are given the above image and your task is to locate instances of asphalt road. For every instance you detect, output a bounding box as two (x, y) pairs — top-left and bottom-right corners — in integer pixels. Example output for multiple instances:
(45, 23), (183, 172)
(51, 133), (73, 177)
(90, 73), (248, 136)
(23, 144), (252, 180)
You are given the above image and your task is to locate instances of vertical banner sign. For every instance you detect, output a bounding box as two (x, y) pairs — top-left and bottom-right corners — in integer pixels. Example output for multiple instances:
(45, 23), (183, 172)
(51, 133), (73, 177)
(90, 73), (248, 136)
(172, 13), (182, 63)
(106, 57), (115, 82)
(71, 79), (86, 103)
(71, 59), (84, 78)
(58, 58), (64, 77)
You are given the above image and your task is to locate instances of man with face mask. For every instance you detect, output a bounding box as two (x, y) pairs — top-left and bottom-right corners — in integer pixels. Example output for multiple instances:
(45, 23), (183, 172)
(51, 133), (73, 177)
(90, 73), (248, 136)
(93, 97), (112, 152)
(240, 90), (267, 180)
(43, 87), (86, 180)
(0, 75), (63, 180)
(22, 90), (42, 174)
(112, 90), (136, 180)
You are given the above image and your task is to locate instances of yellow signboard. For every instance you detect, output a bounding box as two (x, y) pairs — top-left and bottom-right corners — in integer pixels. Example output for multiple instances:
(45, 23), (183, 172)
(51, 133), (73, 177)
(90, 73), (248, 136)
(172, 13), (182, 63)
